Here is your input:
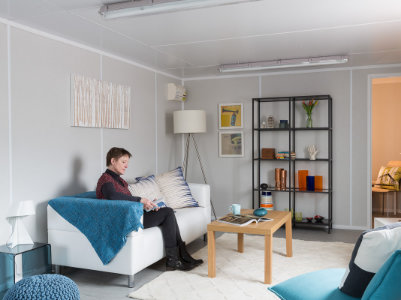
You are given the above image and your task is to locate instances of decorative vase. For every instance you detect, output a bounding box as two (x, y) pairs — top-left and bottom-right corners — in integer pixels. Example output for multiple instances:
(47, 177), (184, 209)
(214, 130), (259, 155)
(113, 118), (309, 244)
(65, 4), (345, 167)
(267, 115), (275, 128)
(306, 114), (312, 128)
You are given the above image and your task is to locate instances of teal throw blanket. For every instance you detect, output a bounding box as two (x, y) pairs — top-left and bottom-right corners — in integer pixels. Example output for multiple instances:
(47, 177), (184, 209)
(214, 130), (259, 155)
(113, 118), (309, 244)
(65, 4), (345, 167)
(48, 191), (143, 265)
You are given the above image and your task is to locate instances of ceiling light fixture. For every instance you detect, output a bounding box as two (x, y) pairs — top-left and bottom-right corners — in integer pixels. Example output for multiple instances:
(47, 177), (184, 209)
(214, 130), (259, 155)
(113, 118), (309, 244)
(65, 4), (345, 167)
(99, 0), (260, 19)
(219, 55), (349, 73)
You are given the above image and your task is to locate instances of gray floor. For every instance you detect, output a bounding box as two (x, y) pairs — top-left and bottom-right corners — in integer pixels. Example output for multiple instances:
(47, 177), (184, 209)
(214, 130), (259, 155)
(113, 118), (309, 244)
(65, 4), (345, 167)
(61, 227), (362, 300)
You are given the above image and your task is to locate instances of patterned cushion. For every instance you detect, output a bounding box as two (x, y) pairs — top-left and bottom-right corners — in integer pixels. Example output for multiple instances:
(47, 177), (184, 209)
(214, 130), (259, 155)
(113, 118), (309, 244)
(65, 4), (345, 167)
(374, 166), (401, 191)
(128, 175), (164, 201)
(155, 167), (199, 209)
(339, 222), (401, 297)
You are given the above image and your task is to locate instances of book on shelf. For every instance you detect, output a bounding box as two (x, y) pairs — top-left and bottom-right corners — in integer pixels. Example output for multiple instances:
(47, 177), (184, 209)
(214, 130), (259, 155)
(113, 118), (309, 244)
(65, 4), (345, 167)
(275, 151), (296, 160)
(217, 214), (272, 226)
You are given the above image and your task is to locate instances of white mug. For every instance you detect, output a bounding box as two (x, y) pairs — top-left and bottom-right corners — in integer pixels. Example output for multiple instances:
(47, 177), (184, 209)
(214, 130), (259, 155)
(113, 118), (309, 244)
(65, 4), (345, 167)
(229, 204), (241, 215)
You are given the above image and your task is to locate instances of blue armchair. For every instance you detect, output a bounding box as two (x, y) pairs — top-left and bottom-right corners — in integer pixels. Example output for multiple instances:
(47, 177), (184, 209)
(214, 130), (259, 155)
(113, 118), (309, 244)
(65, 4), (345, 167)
(269, 250), (401, 300)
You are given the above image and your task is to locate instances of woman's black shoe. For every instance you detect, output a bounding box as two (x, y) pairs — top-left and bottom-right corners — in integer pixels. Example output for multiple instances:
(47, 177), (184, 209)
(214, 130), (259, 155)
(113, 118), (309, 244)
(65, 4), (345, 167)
(165, 247), (195, 271)
(178, 241), (203, 266)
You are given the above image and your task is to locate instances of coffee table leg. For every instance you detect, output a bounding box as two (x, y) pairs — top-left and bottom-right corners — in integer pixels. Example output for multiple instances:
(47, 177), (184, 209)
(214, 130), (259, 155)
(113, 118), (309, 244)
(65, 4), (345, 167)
(237, 233), (244, 253)
(264, 234), (272, 284)
(285, 216), (293, 257)
(208, 230), (216, 278)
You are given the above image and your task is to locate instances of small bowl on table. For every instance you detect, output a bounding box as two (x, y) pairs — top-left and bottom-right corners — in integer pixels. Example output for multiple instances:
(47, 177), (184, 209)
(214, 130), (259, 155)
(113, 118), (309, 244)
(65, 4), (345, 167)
(314, 215), (324, 223)
(306, 217), (313, 223)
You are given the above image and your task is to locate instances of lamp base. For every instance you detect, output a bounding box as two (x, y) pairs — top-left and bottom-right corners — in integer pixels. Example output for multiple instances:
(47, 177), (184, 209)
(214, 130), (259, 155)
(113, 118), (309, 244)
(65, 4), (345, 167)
(183, 133), (217, 220)
(6, 216), (34, 248)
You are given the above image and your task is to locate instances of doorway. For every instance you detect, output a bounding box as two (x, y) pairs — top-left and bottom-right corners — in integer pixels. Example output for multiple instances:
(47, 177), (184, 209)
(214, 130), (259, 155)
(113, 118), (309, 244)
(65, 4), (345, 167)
(371, 76), (401, 226)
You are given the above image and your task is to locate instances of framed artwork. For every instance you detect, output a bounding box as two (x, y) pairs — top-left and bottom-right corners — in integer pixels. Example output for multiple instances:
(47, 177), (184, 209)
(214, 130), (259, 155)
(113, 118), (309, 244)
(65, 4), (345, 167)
(219, 131), (244, 157)
(71, 74), (130, 129)
(219, 103), (243, 129)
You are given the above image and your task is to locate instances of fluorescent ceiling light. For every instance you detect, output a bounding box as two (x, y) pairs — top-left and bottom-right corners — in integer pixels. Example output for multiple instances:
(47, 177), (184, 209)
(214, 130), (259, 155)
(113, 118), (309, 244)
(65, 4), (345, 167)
(219, 55), (349, 72)
(100, 0), (260, 19)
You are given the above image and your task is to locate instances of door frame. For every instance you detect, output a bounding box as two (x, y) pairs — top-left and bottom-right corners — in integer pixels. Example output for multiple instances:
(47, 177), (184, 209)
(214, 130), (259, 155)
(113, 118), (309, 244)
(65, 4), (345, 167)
(367, 72), (401, 227)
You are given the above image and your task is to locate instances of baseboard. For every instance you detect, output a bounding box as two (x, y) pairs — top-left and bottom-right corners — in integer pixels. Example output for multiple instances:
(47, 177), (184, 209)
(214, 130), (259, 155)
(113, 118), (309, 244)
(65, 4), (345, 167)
(332, 224), (369, 230)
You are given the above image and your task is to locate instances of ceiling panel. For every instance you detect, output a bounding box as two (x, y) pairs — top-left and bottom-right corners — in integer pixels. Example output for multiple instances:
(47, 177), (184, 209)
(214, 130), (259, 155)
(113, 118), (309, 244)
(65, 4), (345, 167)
(0, 0), (401, 78)
(75, 0), (401, 46)
(0, 0), (61, 20)
(155, 21), (401, 66)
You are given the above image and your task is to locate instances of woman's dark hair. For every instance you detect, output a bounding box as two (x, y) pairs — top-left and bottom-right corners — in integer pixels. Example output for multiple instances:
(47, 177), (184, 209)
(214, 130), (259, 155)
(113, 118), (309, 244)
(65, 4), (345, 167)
(106, 147), (132, 166)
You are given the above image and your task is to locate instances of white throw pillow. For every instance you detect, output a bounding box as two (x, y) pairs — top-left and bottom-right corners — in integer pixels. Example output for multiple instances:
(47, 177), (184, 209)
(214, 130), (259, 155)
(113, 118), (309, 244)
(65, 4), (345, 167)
(155, 167), (199, 209)
(128, 175), (164, 201)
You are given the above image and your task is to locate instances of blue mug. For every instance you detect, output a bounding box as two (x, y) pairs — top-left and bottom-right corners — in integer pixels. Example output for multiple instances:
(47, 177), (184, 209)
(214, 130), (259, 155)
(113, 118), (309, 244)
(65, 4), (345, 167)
(229, 204), (241, 215)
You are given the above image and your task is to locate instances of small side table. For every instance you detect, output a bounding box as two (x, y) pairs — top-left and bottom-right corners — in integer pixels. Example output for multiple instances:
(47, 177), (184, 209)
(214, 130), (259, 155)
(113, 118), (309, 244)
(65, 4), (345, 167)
(0, 243), (52, 298)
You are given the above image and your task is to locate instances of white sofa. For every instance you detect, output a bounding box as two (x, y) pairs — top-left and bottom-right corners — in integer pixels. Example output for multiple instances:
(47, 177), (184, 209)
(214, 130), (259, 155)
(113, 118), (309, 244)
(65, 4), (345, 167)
(47, 183), (211, 287)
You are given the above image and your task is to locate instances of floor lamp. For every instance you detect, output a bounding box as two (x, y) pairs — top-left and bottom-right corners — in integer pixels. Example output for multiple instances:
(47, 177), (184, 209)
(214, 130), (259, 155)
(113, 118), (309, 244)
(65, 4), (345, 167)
(173, 110), (217, 220)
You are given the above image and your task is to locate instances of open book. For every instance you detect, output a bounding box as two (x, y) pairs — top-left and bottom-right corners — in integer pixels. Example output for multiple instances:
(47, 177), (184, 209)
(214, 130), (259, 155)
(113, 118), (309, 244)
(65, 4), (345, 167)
(217, 214), (272, 226)
(145, 198), (167, 212)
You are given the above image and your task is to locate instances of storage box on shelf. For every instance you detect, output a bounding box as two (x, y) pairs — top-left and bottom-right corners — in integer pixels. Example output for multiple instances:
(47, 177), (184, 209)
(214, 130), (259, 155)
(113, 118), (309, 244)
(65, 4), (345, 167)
(252, 95), (333, 233)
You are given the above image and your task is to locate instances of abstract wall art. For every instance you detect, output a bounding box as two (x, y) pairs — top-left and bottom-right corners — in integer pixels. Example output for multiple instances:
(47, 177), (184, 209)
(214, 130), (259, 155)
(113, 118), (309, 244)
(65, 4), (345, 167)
(219, 131), (244, 157)
(71, 74), (130, 129)
(218, 103), (243, 129)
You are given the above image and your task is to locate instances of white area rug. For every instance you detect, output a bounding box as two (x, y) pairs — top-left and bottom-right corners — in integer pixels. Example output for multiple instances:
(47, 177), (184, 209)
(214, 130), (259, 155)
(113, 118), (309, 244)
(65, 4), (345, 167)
(129, 234), (353, 300)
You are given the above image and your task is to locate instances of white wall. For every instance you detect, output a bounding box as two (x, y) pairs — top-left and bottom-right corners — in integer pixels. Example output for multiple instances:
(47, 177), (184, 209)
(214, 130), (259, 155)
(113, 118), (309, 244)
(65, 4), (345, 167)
(0, 23), (10, 244)
(0, 21), (181, 244)
(185, 65), (401, 229)
(3, 21), (401, 240)
(156, 75), (183, 173)
(182, 77), (258, 215)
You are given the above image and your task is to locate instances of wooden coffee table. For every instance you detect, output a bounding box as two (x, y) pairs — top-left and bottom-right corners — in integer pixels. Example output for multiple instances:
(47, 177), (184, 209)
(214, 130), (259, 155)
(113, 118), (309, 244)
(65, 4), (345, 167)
(207, 209), (292, 284)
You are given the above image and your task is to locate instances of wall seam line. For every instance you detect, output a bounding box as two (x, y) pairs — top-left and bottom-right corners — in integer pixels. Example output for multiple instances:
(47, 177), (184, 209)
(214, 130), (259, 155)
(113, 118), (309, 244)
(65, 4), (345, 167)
(349, 70), (353, 226)
(7, 24), (12, 205)
(100, 55), (104, 173)
(181, 79), (185, 165)
(155, 73), (158, 174)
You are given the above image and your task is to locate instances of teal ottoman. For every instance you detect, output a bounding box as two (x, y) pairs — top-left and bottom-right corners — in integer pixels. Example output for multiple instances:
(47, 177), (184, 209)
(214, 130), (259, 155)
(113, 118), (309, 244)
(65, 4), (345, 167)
(3, 274), (80, 300)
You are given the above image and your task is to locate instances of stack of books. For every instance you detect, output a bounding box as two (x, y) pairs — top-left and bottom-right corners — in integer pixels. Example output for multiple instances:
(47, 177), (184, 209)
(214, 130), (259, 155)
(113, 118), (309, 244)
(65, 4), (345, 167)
(276, 151), (296, 160)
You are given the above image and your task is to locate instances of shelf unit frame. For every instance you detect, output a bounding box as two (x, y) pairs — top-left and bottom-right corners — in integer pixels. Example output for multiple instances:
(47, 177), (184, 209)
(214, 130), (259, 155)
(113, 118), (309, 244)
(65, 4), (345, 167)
(252, 95), (333, 232)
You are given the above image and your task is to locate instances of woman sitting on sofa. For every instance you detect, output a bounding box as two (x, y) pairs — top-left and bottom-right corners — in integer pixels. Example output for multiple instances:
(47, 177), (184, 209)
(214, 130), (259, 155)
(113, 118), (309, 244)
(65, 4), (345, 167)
(96, 147), (203, 271)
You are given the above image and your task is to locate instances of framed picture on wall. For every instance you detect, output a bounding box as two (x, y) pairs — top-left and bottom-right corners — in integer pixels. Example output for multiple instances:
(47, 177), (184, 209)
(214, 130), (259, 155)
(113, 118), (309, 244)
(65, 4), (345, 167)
(219, 131), (244, 157)
(218, 103), (243, 129)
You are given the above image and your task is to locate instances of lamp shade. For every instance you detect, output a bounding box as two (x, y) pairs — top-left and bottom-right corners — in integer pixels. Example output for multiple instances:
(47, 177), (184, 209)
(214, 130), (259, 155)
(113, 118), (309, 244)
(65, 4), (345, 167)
(8, 200), (35, 217)
(173, 110), (206, 134)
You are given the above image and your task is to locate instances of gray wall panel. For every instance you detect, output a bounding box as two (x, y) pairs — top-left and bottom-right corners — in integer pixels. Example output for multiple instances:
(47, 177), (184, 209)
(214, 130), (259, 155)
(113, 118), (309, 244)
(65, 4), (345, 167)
(156, 75), (182, 174)
(261, 71), (351, 227)
(102, 57), (156, 181)
(0, 22), (179, 244)
(11, 28), (101, 242)
(184, 77), (259, 215)
(0, 23), (10, 243)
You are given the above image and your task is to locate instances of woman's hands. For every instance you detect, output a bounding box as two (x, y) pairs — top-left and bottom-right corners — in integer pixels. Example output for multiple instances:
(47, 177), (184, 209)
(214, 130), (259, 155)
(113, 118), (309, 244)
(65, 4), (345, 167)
(140, 198), (159, 212)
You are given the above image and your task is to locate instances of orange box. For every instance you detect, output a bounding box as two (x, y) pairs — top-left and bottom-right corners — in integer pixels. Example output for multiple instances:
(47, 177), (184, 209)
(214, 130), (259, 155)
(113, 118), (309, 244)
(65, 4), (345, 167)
(315, 176), (323, 191)
(298, 170), (308, 191)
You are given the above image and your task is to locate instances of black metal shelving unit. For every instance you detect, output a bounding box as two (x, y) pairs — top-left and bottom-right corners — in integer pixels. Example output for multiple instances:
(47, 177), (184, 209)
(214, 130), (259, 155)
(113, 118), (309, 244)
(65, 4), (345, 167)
(252, 95), (333, 233)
